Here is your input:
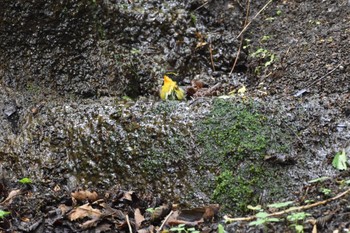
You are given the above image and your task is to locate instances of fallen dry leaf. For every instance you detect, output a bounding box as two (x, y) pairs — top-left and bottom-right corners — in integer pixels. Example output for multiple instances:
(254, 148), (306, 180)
(71, 190), (98, 202)
(151, 203), (172, 222)
(135, 208), (145, 229)
(0, 189), (21, 205)
(95, 223), (112, 233)
(137, 225), (155, 233)
(237, 85), (246, 95)
(202, 204), (220, 222)
(167, 219), (200, 227)
(21, 217), (30, 222)
(80, 217), (100, 229)
(58, 204), (71, 215)
(195, 41), (207, 49)
(99, 202), (125, 219)
(122, 191), (134, 202)
(54, 184), (61, 192)
(191, 79), (207, 90)
(68, 203), (101, 221)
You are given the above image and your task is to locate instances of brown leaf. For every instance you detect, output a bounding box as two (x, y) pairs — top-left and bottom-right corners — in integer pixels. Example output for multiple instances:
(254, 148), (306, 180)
(58, 204), (71, 215)
(54, 184), (61, 192)
(99, 203), (125, 219)
(122, 191), (134, 202)
(21, 217), (30, 222)
(134, 208), (145, 229)
(202, 204), (220, 222)
(191, 79), (207, 90)
(186, 86), (197, 97)
(169, 204), (219, 225)
(151, 203), (172, 222)
(71, 190), (99, 202)
(80, 217), (100, 229)
(95, 223), (112, 233)
(137, 225), (155, 233)
(68, 203), (102, 221)
(0, 189), (21, 205)
(167, 219), (200, 227)
(195, 41), (207, 49)
(193, 83), (221, 97)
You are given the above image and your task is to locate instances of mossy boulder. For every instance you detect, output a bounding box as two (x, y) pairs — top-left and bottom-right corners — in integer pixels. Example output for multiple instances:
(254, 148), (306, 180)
(195, 99), (296, 214)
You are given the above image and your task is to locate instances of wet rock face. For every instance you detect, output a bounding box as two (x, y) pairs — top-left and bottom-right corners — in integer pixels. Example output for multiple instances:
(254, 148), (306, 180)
(0, 98), (212, 204)
(1, 1), (108, 96)
(0, 0), (245, 98)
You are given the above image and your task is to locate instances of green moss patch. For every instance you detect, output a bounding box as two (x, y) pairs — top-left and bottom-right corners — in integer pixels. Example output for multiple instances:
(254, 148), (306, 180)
(196, 98), (293, 214)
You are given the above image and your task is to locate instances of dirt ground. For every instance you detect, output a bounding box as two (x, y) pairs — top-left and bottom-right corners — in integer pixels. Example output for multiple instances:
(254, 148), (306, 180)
(0, 0), (349, 232)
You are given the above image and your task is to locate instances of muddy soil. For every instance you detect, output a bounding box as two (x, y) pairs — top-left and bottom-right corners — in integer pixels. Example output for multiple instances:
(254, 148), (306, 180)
(0, 0), (349, 232)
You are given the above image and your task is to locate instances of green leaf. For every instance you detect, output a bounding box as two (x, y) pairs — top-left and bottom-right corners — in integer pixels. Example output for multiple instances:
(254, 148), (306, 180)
(267, 217), (280, 222)
(170, 224), (186, 232)
(267, 201), (294, 209)
(249, 218), (266, 226)
(291, 224), (305, 233)
(320, 188), (332, 195)
(264, 54), (275, 67)
(0, 210), (10, 218)
(218, 224), (226, 233)
(256, 212), (269, 218)
(146, 208), (155, 213)
(332, 150), (347, 170)
(287, 212), (310, 222)
(19, 177), (32, 184)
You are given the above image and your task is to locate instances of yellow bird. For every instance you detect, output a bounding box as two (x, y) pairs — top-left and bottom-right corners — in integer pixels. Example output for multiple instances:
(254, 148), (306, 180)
(160, 75), (185, 100)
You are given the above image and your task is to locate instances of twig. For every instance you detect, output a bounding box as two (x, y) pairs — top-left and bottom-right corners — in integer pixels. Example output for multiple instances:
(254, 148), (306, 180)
(229, 35), (243, 75)
(224, 187), (350, 223)
(209, 39), (215, 72)
(306, 63), (343, 88)
(229, 0), (250, 75)
(157, 210), (174, 233)
(194, 1), (209, 11)
(236, 0), (273, 39)
(126, 214), (133, 233)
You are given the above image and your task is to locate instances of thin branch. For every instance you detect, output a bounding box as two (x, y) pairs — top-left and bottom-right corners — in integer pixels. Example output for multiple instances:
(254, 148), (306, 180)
(224, 187), (350, 223)
(126, 214), (133, 233)
(194, 1), (209, 11)
(229, 0), (250, 75)
(236, 0), (273, 39)
(157, 210), (174, 233)
(209, 39), (215, 72)
(306, 63), (343, 88)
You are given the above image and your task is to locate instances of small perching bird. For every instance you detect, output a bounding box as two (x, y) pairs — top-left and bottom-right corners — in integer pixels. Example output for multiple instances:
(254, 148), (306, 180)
(160, 75), (185, 100)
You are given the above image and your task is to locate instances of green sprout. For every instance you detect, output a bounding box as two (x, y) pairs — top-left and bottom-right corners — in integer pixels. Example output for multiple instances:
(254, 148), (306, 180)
(260, 35), (271, 43)
(218, 224), (226, 233)
(267, 201), (294, 209)
(169, 224), (200, 233)
(146, 207), (155, 214)
(190, 13), (197, 25)
(0, 210), (10, 219)
(287, 212), (311, 233)
(249, 211), (280, 231)
(320, 188), (332, 196)
(19, 177), (32, 184)
(251, 48), (276, 73)
(332, 149), (347, 170)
